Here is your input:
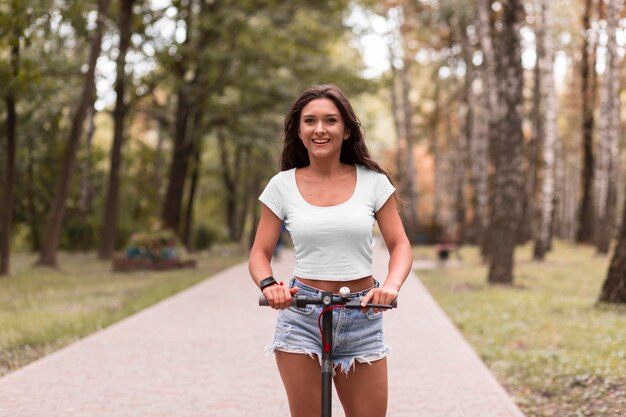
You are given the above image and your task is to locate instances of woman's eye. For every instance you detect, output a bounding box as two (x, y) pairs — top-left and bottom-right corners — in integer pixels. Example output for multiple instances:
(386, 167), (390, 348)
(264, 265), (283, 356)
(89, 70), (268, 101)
(303, 118), (315, 124)
(326, 118), (337, 124)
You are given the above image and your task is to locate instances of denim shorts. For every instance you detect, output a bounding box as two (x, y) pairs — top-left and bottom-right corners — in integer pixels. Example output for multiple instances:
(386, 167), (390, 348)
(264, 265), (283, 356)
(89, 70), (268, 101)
(265, 277), (390, 374)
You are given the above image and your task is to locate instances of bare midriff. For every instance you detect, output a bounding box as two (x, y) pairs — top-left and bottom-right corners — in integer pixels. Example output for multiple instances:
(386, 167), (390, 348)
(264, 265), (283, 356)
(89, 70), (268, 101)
(297, 276), (375, 293)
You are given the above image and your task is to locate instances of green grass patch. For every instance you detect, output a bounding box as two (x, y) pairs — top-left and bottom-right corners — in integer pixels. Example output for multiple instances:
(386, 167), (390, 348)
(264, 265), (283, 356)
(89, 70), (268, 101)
(415, 241), (626, 417)
(0, 247), (245, 377)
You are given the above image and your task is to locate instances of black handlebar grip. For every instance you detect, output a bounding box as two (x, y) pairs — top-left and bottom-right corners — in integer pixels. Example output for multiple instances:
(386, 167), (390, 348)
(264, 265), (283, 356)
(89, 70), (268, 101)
(258, 296), (297, 306)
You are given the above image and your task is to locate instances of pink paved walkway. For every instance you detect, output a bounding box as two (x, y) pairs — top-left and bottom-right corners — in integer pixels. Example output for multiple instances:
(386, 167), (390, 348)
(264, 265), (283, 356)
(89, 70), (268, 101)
(0, 244), (525, 416)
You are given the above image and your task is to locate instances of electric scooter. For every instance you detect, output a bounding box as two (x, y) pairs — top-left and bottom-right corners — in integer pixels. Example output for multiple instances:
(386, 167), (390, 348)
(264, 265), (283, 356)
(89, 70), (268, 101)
(260, 287), (397, 417)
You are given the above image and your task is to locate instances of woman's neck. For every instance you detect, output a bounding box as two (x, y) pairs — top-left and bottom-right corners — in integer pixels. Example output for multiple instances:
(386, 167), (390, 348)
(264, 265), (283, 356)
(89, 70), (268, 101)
(305, 160), (350, 179)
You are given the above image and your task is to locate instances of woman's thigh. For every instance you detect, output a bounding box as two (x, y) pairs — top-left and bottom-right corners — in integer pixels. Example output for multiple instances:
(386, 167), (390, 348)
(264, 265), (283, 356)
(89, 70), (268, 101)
(333, 358), (388, 417)
(275, 351), (322, 417)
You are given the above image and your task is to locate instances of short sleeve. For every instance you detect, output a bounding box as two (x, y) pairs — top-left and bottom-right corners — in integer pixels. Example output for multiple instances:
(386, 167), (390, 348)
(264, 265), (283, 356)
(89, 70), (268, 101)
(373, 173), (396, 212)
(259, 174), (286, 220)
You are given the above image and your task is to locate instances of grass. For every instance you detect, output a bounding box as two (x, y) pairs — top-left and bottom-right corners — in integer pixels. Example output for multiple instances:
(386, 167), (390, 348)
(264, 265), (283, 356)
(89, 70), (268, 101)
(0, 246), (245, 377)
(414, 241), (626, 417)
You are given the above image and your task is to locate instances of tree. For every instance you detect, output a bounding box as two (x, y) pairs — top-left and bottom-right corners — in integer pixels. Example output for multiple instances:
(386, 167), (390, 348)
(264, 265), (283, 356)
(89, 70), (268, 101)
(0, 0), (52, 274)
(157, 0), (365, 242)
(99, 0), (136, 259)
(593, 0), (622, 255)
(0, 19), (18, 276)
(486, 0), (525, 284)
(533, 0), (559, 260)
(600, 188), (626, 304)
(475, 0), (500, 259)
(519, 45), (541, 245)
(38, 0), (112, 266)
(577, 0), (598, 243)
(456, 11), (486, 245)
(398, 46), (420, 241)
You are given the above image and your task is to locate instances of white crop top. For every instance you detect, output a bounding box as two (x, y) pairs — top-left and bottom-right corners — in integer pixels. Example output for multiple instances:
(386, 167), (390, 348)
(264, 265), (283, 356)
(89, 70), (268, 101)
(259, 165), (395, 281)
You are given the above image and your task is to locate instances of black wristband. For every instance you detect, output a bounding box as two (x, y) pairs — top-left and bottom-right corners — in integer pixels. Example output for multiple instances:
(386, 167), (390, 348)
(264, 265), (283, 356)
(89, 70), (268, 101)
(259, 276), (278, 292)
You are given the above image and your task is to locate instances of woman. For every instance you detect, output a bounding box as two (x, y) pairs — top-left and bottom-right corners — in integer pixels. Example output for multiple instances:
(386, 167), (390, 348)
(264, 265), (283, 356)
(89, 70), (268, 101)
(249, 84), (412, 417)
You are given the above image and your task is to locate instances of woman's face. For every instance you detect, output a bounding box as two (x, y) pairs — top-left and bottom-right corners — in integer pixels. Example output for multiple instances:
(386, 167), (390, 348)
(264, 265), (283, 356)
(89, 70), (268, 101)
(298, 98), (350, 162)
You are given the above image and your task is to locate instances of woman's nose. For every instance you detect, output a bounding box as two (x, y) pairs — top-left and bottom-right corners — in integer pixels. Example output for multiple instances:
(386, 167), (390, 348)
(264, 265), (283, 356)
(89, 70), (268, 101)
(314, 121), (325, 134)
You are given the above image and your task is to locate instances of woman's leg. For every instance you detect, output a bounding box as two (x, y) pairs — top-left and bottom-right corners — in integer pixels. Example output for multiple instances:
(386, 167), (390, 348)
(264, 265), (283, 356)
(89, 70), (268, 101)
(275, 351), (322, 417)
(333, 358), (388, 417)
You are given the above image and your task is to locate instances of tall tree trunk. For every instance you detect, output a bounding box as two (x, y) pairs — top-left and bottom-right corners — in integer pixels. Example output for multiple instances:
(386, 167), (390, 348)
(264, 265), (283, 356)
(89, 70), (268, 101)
(594, 0), (623, 254)
(162, 86), (194, 234)
(161, 0), (195, 235)
(519, 37), (542, 244)
(454, 99), (468, 241)
(476, 0), (499, 260)
(577, 0), (598, 243)
(432, 82), (443, 230)
(99, 0), (135, 259)
(533, 0), (558, 260)
(600, 184), (626, 304)
(79, 107), (96, 215)
(182, 142), (201, 249)
(487, 0), (525, 284)
(0, 32), (19, 276)
(26, 134), (40, 252)
(456, 22), (474, 243)
(38, 0), (112, 267)
(388, 41), (405, 190)
(152, 101), (167, 209)
(217, 132), (244, 241)
(467, 65), (489, 246)
(553, 132), (565, 243)
(399, 54), (420, 242)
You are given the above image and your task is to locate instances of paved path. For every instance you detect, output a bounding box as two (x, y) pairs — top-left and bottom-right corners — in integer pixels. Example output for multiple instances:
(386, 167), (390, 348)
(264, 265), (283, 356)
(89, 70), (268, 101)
(0, 245), (525, 417)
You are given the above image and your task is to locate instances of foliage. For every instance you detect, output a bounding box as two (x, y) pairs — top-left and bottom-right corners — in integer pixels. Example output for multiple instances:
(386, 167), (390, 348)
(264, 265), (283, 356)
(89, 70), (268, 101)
(416, 242), (626, 416)
(193, 223), (226, 251)
(124, 227), (188, 261)
(0, 0), (379, 262)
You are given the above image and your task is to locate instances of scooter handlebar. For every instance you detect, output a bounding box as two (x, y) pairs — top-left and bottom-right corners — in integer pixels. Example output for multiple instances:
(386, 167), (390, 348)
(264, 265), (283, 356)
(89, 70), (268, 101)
(258, 295), (397, 309)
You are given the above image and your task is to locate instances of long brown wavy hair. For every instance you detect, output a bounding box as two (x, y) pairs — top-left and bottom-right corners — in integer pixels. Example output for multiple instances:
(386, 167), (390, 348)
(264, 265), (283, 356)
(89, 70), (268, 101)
(280, 84), (391, 181)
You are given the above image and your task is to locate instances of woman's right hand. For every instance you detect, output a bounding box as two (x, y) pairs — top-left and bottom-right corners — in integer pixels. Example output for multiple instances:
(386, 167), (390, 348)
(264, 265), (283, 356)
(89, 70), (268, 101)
(262, 284), (299, 310)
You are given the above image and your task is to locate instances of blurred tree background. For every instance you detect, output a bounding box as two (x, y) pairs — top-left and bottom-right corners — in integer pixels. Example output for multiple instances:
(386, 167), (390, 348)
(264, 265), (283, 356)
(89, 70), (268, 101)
(0, 0), (625, 300)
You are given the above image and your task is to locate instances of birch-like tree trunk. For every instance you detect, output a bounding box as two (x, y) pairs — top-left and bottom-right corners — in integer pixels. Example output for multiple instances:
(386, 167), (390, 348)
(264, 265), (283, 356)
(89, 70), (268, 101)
(399, 53), (420, 241)
(519, 37), (542, 244)
(487, 0), (525, 284)
(461, 20), (488, 246)
(476, 0), (499, 259)
(594, 0), (623, 254)
(388, 38), (405, 191)
(467, 65), (490, 246)
(600, 185), (626, 303)
(533, 0), (559, 260)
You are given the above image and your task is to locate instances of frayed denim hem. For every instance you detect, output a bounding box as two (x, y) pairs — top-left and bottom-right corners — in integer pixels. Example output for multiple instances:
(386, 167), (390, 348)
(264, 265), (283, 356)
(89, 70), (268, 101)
(266, 343), (392, 375)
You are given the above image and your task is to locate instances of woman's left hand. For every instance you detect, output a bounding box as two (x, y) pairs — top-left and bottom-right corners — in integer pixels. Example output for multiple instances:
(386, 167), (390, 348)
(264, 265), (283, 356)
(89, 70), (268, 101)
(360, 285), (399, 313)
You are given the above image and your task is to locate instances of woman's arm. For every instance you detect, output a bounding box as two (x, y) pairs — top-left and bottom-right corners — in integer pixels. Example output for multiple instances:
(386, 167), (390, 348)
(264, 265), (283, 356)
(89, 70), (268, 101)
(249, 205), (298, 309)
(361, 196), (413, 309)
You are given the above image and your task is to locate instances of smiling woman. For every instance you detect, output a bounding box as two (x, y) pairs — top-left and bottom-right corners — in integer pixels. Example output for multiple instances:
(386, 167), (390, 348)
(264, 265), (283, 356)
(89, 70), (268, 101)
(248, 84), (413, 417)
